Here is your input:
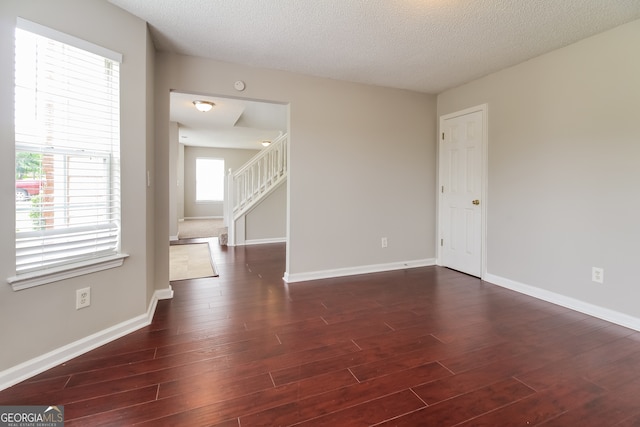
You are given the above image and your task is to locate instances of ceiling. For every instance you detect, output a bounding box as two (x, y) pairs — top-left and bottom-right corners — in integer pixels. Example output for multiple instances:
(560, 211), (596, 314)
(170, 92), (287, 149)
(109, 0), (640, 148)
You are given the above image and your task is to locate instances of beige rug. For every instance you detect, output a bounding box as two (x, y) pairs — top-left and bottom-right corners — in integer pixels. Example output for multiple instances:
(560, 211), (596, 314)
(178, 219), (225, 239)
(169, 243), (218, 281)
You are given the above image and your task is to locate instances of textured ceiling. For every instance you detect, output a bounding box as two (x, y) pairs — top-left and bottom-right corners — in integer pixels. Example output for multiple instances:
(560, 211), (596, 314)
(109, 0), (640, 149)
(110, 0), (640, 94)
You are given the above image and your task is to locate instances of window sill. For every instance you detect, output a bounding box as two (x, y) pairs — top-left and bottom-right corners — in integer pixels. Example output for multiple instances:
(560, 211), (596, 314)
(7, 253), (129, 291)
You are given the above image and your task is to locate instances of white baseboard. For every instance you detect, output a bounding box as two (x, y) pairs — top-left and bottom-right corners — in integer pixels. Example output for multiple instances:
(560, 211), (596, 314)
(0, 286), (173, 392)
(169, 235), (179, 241)
(284, 258), (436, 283)
(241, 237), (286, 246)
(183, 216), (223, 220)
(484, 273), (640, 332)
(155, 285), (174, 300)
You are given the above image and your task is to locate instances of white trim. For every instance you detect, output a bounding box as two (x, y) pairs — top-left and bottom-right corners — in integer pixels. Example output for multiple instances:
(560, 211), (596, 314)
(284, 259), (436, 283)
(8, 254), (129, 291)
(183, 216), (223, 220)
(437, 104), (488, 279)
(169, 235), (179, 242)
(0, 287), (172, 392)
(16, 17), (122, 63)
(155, 285), (174, 301)
(241, 237), (286, 246)
(484, 273), (640, 332)
(232, 175), (287, 222)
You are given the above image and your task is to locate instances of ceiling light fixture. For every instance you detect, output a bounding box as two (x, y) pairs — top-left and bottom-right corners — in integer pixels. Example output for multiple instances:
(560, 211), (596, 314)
(261, 140), (271, 147)
(193, 100), (215, 112)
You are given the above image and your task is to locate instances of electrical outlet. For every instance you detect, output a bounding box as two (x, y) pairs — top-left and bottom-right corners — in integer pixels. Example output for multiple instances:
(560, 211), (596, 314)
(381, 237), (388, 248)
(592, 267), (604, 284)
(76, 287), (91, 309)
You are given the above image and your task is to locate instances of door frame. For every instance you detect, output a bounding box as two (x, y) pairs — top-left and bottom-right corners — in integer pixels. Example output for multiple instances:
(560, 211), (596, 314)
(436, 104), (488, 279)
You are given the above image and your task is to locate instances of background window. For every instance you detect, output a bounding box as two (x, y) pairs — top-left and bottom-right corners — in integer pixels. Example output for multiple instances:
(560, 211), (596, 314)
(196, 158), (224, 202)
(14, 19), (122, 275)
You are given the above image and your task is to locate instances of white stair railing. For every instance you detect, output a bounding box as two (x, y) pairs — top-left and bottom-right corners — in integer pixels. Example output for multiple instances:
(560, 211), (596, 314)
(225, 133), (288, 245)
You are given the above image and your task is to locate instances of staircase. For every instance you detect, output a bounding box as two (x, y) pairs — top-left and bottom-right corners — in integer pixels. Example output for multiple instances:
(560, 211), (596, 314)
(224, 133), (288, 245)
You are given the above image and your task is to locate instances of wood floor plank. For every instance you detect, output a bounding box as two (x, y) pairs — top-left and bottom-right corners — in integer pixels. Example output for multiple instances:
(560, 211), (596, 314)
(411, 343), (586, 406)
(454, 379), (604, 427)
(376, 378), (535, 426)
(64, 385), (158, 421)
(348, 336), (447, 382)
(0, 376), (70, 404)
(157, 370), (273, 400)
(117, 369), (359, 426)
(537, 395), (640, 427)
(239, 362), (451, 426)
(52, 356), (246, 404)
(584, 348), (640, 390)
(353, 325), (439, 349)
(614, 412), (640, 427)
(1, 242), (640, 425)
(294, 388), (425, 426)
(25, 348), (157, 383)
(268, 334), (445, 386)
(275, 317), (393, 351)
(224, 340), (361, 374)
(64, 351), (229, 388)
(437, 341), (532, 374)
(515, 336), (640, 391)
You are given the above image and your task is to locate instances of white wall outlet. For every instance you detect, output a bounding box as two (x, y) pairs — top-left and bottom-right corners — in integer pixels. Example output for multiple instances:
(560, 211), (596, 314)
(76, 287), (91, 309)
(592, 267), (604, 284)
(381, 237), (388, 248)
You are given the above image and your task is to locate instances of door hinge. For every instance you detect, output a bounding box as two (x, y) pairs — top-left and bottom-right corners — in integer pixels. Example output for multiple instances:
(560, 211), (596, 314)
(442, 132), (445, 140)
(441, 185), (444, 193)
(440, 238), (443, 246)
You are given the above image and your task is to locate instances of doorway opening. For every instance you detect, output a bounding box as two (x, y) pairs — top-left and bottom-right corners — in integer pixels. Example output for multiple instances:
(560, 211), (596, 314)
(168, 91), (289, 248)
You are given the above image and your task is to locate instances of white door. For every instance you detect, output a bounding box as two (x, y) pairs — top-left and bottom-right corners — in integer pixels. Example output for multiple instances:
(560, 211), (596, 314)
(439, 108), (484, 277)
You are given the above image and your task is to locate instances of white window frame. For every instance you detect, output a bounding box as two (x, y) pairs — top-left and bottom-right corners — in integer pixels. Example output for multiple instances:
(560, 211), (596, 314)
(8, 18), (128, 291)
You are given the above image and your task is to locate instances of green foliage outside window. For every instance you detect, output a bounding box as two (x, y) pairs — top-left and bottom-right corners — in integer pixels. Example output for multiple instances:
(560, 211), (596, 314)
(28, 195), (44, 230)
(16, 152), (42, 179)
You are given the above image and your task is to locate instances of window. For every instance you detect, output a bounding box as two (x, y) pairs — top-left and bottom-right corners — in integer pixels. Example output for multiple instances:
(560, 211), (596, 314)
(196, 158), (224, 202)
(11, 19), (124, 288)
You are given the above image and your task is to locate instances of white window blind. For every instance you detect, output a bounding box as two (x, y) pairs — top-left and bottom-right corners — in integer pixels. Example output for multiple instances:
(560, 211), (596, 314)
(14, 20), (121, 275)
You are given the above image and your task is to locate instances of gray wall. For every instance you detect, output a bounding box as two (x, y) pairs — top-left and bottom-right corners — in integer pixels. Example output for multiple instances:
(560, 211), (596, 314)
(245, 183), (287, 243)
(154, 53), (438, 281)
(169, 121), (179, 238)
(0, 0), (158, 371)
(178, 143), (185, 220)
(144, 11), (156, 304)
(183, 146), (259, 218)
(437, 19), (640, 319)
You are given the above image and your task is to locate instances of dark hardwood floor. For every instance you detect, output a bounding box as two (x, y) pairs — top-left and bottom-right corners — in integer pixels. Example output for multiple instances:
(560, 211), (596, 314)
(2, 241), (640, 425)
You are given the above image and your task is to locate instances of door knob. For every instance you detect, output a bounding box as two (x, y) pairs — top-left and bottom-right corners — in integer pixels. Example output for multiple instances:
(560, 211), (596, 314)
(472, 199), (480, 205)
